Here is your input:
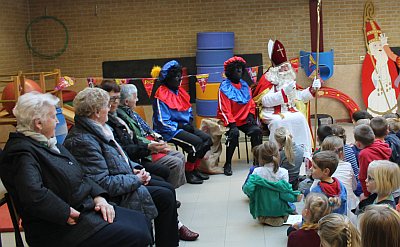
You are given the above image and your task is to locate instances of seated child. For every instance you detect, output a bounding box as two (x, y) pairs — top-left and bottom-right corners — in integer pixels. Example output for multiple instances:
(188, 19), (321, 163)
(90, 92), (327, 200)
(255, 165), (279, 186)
(352, 110), (372, 126)
(350, 110), (373, 160)
(311, 136), (359, 212)
(287, 193), (335, 247)
(331, 124), (359, 179)
(274, 127), (304, 190)
(242, 141), (302, 226)
(384, 118), (400, 164)
(298, 125), (333, 194)
(354, 124), (391, 204)
(318, 213), (360, 247)
(359, 204), (400, 247)
(310, 151), (348, 215)
(365, 160), (400, 208)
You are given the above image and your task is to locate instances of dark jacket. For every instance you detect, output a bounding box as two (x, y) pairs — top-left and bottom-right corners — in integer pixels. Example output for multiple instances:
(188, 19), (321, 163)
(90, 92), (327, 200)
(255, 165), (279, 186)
(385, 132), (400, 164)
(0, 133), (108, 247)
(106, 113), (151, 163)
(64, 116), (157, 220)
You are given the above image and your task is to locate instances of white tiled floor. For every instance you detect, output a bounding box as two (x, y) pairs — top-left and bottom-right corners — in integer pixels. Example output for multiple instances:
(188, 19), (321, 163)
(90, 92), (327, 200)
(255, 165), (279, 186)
(176, 141), (303, 247)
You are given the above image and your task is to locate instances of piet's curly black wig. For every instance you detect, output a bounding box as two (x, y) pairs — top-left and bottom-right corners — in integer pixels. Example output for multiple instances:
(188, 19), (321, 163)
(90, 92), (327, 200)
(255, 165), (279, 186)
(224, 56), (246, 79)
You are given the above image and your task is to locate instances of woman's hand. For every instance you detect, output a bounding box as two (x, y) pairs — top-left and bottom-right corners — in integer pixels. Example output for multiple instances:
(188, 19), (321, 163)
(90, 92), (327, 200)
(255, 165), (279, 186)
(136, 169), (151, 185)
(67, 207), (80, 225)
(94, 196), (115, 223)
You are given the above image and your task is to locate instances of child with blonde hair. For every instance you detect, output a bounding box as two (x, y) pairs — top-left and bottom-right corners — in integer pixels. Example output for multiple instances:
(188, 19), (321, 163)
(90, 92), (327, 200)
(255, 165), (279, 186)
(274, 127), (304, 190)
(359, 204), (400, 247)
(311, 136), (359, 211)
(366, 160), (400, 208)
(287, 193), (335, 247)
(243, 141), (302, 226)
(318, 213), (360, 247)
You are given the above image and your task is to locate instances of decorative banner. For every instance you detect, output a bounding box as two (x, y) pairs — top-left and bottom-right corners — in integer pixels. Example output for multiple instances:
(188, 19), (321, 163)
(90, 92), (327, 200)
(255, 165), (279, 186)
(55, 76), (74, 90)
(221, 72), (226, 79)
(246, 67), (259, 83)
(142, 78), (156, 98)
(196, 74), (209, 93)
(115, 79), (129, 85)
(289, 57), (299, 73)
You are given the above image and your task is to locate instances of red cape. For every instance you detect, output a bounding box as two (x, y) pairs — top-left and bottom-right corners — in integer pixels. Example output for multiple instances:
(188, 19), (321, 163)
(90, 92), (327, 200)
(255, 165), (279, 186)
(154, 85), (191, 111)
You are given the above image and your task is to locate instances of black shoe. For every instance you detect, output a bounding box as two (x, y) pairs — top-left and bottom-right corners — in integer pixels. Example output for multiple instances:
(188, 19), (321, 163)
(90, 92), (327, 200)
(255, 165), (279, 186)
(185, 171), (203, 184)
(193, 169), (209, 180)
(223, 164), (232, 176)
(176, 200), (181, 209)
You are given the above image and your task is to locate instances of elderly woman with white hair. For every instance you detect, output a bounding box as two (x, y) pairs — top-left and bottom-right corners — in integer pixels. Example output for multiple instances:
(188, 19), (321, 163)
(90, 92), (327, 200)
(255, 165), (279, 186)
(0, 92), (152, 247)
(64, 87), (181, 246)
(117, 83), (186, 189)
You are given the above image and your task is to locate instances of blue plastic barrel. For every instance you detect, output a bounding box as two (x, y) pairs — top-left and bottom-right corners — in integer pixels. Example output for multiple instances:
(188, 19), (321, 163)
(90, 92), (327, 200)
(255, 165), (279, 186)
(196, 99), (218, 117)
(197, 66), (225, 82)
(196, 32), (234, 118)
(196, 49), (233, 67)
(197, 32), (234, 50)
(55, 107), (68, 144)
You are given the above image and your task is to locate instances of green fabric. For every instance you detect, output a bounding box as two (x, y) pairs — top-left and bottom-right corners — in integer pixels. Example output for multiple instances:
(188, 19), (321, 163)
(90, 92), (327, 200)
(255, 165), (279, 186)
(116, 107), (152, 161)
(116, 108), (151, 144)
(242, 174), (300, 219)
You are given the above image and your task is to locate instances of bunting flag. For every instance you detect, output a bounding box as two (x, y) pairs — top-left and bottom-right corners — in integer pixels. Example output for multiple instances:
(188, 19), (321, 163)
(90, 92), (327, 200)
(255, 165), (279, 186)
(115, 79), (129, 85)
(142, 78), (156, 98)
(289, 57), (299, 73)
(246, 67), (259, 83)
(196, 74), (209, 93)
(55, 76), (74, 90)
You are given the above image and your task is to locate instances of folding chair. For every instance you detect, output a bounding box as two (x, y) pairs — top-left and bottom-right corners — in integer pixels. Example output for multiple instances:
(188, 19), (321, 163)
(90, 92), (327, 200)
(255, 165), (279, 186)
(0, 181), (24, 247)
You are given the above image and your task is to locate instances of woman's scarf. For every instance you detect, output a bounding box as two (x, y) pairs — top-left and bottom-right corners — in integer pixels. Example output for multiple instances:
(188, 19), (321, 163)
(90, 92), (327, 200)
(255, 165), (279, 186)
(16, 125), (60, 153)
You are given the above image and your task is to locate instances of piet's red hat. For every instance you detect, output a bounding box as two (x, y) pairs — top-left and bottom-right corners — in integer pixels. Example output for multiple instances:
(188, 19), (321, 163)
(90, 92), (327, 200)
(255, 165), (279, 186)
(268, 39), (288, 66)
(365, 20), (382, 44)
(223, 56), (246, 71)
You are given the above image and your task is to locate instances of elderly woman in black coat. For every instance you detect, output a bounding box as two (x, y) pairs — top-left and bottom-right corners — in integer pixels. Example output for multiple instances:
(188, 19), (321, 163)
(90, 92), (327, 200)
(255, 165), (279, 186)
(64, 87), (180, 247)
(0, 92), (151, 247)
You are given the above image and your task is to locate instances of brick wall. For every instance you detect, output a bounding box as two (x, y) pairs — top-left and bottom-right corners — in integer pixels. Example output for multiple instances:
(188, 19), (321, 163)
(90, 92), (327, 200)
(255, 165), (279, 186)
(0, 0), (32, 75)
(26, 0), (400, 77)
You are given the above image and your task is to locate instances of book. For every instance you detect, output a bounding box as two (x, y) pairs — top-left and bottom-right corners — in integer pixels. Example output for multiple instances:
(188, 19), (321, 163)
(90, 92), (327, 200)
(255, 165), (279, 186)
(283, 215), (303, 225)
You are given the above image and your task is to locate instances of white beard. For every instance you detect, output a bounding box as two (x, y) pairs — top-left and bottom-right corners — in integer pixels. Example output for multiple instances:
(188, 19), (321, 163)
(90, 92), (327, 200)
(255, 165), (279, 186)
(266, 66), (296, 90)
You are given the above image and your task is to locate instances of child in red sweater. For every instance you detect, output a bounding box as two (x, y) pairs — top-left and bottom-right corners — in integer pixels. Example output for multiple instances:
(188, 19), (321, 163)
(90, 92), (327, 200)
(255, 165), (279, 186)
(353, 124), (391, 205)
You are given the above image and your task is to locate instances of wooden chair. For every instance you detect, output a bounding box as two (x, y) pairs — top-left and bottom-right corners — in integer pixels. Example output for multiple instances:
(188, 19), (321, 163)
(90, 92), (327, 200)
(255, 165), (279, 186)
(0, 181), (24, 247)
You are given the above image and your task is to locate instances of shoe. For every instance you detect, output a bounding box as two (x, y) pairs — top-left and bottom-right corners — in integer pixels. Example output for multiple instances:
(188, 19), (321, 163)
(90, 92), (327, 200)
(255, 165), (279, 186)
(179, 225), (199, 241)
(193, 169), (209, 180)
(176, 200), (181, 209)
(185, 171), (203, 184)
(223, 163), (232, 176)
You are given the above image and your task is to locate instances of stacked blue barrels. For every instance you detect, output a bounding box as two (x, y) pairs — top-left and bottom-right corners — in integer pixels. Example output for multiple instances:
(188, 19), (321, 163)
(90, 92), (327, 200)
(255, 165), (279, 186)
(195, 32), (234, 127)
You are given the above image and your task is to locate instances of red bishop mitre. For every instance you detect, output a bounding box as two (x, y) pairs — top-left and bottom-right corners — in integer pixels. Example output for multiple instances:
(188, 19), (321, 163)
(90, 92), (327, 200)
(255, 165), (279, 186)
(268, 39), (288, 67)
(365, 20), (382, 44)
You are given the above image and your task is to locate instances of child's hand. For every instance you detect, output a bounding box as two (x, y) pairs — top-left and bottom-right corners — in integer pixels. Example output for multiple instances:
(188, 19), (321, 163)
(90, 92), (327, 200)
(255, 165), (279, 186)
(297, 194), (303, 202)
(292, 222), (300, 230)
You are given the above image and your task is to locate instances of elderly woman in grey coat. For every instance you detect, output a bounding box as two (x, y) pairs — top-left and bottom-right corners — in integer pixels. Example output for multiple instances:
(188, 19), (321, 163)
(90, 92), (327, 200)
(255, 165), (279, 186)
(64, 88), (180, 247)
(0, 92), (151, 247)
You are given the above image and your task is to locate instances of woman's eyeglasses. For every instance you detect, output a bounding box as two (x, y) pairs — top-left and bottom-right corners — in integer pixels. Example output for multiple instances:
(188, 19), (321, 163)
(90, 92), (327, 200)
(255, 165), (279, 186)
(109, 96), (121, 103)
(367, 175), (375, 181)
